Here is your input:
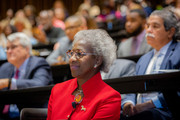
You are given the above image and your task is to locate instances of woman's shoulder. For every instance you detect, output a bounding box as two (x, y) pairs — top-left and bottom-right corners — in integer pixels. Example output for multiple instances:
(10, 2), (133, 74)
(99, 81), (121, 100)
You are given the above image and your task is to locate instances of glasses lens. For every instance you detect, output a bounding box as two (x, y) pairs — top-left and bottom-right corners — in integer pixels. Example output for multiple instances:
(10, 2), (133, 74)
(76, 52), (83, 59)
(66, 50), (87, 59)
(66, 50), (72, 58)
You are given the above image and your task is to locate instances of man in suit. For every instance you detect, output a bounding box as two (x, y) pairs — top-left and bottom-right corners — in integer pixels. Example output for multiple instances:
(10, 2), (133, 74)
(117, 9), (152, 57)
(46, 15), (88, 65)
(0, 32), (52, 119)
(122, 9), (180, 120)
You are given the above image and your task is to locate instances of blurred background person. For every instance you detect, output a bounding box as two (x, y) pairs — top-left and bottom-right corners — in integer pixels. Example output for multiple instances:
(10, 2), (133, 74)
(53, 0), (69, 19)
(10, 9), (32, 37)
(125, 0), (143, 10)
(0, 24), (7, 60)
(1, 9), (14, 29)
(75, 0), (98, 30)
(95, 0), (122, 29)
(46, 15), (87, 65)
(52, 8), (65, 30)
(117, 9), (152, 57)
(35, 10), (65, 44)
(23, 4), (36, 24)
(164, 0), (180, 20)
(0, 24), (17, 60)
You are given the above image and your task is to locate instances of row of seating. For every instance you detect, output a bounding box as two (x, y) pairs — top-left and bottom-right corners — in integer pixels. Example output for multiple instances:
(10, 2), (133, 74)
(0, 71), (178, 120)
(1, 55), (179, 119)
(1, 71), (179, 104)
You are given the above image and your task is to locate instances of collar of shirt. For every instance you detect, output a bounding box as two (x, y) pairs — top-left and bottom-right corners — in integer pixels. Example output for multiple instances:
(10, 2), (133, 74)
(152, 40), (172, 73)
(14, 57), (30, 79)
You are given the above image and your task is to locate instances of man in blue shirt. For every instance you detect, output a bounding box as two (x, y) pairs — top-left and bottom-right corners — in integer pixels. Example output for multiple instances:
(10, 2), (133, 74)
(122, 9), (180, 120)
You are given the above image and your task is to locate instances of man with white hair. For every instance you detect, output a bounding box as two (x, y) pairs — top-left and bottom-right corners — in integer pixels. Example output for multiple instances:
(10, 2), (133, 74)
(0, 32), (52, 119)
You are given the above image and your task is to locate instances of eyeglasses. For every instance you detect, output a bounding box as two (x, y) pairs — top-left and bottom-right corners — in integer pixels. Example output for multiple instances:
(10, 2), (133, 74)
(65, 25), (81, 31)
(66, 49), (96, 59)
(5, 45), (21, 52)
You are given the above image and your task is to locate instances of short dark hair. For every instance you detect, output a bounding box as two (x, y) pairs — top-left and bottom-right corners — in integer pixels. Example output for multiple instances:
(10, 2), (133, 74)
(130, 9), (147, 19)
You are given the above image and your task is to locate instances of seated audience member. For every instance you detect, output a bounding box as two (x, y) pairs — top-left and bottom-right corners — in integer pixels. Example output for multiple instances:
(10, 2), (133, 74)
(52, 8), (65, 30)
(0, 32), (52, 119)
(53, 0), (69, 19)
(23, 5), (40, 45)
(46, 15), (87, 65)
(122, 9), (180, 120)
(10, 9), (38, 45)
(10, 9), (32, 37)
(117, 9), (152, 57)
(0, 9), (14, 28)
(0, 26), (6, 60)
(96, 0), (121, 24)
(35, 10), (65, 44)
(47, 29), (121, 120)
(23, 4), (36, 22)
(3, 24), (17, 38)
(0, 46), (6, 60)
(1, 24), (17, 43)
(0, 24), (17, 60)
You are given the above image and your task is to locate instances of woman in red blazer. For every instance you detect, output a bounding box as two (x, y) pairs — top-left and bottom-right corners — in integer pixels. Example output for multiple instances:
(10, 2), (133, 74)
(47, 29), (121, 120)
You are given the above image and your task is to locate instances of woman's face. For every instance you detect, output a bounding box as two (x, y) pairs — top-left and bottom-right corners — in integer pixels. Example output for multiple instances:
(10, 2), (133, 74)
(69, 40), (97, 79)
(4, 26), (12, 36)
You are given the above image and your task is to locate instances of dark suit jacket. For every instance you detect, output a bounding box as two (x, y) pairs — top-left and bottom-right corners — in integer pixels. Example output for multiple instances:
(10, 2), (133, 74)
(0, 56), (52, 89)
(136, 40), (180, 108)
(0, 56), (53, 114)
(136, 40), (180, 75)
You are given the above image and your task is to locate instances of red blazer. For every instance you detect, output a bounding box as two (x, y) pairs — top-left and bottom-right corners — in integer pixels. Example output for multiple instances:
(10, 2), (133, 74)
(47, 72), (121, 120)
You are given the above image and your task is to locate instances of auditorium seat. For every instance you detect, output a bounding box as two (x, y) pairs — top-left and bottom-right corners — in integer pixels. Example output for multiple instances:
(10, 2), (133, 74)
(20, 108), (47, 120)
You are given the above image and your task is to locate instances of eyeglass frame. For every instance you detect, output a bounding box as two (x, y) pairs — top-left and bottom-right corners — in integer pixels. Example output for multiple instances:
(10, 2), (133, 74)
(66, 49), (97, 59)
(65, 24), (81, 31)
(5, 44), (22, 52)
